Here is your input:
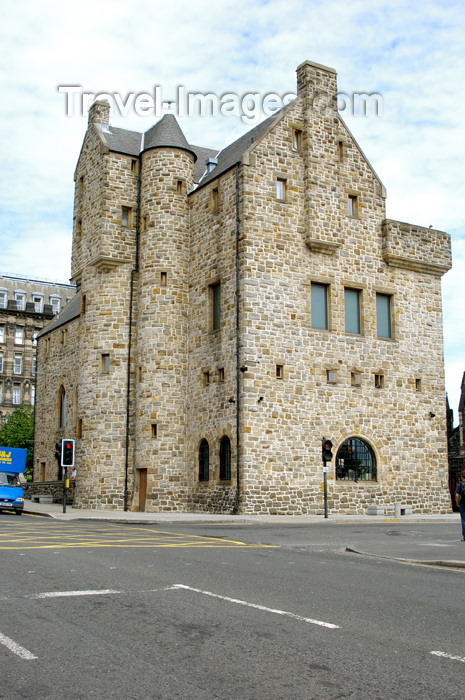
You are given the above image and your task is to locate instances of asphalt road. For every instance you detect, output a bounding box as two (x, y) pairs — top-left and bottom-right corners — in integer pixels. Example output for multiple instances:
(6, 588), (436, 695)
(0, 514), (464, 699)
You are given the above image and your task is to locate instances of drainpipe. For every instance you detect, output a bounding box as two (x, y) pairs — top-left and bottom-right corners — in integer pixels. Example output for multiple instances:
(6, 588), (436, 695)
(233, 163), (241, 514)
(124, 156), (142, 510)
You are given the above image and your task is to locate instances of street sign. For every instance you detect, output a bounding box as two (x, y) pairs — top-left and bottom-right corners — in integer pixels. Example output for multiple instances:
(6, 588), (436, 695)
(323, 465), (330, 473)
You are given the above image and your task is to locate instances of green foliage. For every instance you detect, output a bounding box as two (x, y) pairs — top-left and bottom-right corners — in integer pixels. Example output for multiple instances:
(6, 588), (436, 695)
(0, 406), (34, 480)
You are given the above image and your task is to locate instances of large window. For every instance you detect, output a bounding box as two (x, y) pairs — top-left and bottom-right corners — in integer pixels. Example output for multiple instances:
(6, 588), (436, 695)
(219, 436), (231, 481)
(14, 291), (26, 310)
(311, 283), (328, 330)
(344, 288), (361, 334)
(14, 354), (22, 375)
(0, 290), (7, 308)
(376, 293), (392, 339)
(13, 384), (21, 405)
(336, 437), (377, 481)
(0, 325), (4, 343)
(199, 439), (209, 482)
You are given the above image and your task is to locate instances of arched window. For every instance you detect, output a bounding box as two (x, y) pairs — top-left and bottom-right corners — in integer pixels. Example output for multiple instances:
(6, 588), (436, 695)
(219, 436), (231, 481)
(336, 437), (377, 482)
(59, 386), (66, 428)
(199, 439), (209, 482)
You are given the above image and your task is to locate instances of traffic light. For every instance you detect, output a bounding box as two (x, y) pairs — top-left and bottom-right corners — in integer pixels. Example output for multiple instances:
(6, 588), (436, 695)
(61, 439), (75, 467)
(54, 440), (63, 462)
(322, 438), (333, 462)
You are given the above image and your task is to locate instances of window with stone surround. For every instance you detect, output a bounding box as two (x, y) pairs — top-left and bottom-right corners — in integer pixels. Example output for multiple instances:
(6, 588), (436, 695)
(344, 288), (361, 335)
(276, 178), (286, 201)
(15, 327), (24, 345)
(376, 293), (392, 339)
(0, 352), (3, 373)
(177, 179), (185, 195)
(0, 289), (6, 308)
(218, 368), (225, 383)
(374, 373), (384, 389)
(211, 187), (219, 211)
(81, 295), (87, 313)
(311, 282), (328, 330)
(276, 364), (284, 380)
(122, 206), (132, 227)
(102, 354), (110, 373)
(203, 371), (210, 386)
(292, 128), (302, 151)
(199, 439), (209, 482)
(0, 325), (4, 343)
(336, 437), (377, 481)
(13, 383), (21, 405)
(347, 194), (358, 217)
(151, 424), (158, 438)
(160, 271), (167, 287)
(209, 282), (221, 332)
(14, 291), (26, 311)
(351, 371), (361, 387)
(415, 378), (422, 392)
(32, 294), (44, 313)
(219, 436), (231, 481)
(14, 354), (22, 375)
(338, 140), (344, 162)
(59, 385), (66, 428)
(326, 370), (337, 383)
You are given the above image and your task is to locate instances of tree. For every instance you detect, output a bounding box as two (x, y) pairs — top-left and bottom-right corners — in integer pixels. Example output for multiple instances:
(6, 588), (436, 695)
(0, 406), (34, 480)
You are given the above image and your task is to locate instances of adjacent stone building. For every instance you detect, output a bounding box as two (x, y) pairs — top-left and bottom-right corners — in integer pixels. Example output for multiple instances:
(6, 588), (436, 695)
(34, 60), (453, 514)
(0, 273), (76, 423)
(447, 373), (465, 510)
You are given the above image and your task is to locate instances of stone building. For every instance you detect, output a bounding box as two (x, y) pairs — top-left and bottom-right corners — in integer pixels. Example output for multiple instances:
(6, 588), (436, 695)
(0, 273), (76, 423)
(447, 373), (465, 509)
(34, 60), (452, 514)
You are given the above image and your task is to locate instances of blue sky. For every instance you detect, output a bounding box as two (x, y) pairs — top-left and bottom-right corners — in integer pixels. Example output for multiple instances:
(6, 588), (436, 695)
(1, 0), (464, 416)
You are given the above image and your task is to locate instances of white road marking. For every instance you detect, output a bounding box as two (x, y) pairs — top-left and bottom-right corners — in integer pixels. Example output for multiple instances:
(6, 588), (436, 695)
(172, 584), (340, 629)
(0, 631), (38, 660)
(431, 651), (465, 664)
(29, 589), (121, 599)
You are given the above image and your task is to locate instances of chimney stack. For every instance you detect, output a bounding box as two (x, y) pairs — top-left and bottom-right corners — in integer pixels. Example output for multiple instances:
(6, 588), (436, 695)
(88, 100), (110, 126)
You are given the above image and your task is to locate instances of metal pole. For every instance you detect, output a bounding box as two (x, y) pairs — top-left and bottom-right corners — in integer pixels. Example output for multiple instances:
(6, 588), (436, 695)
(63, 467), (67, 514)
(323, 462), (328, 519)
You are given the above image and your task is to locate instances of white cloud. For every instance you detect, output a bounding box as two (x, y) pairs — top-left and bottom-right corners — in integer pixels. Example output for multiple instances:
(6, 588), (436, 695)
(0, 0), (463, 411)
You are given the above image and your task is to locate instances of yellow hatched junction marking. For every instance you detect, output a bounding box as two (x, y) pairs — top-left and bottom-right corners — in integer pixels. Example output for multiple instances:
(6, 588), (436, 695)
(0, 522), (274, 550)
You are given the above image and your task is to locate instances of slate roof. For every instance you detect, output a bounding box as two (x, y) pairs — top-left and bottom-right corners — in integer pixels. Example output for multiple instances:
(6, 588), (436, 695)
(38, 293), (81, 338)
(95, 109), (284, 187)
(197, 112), (282, 188)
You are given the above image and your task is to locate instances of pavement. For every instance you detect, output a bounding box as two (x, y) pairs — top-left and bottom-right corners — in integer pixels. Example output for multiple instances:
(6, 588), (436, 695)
(20, 499), (465, 569)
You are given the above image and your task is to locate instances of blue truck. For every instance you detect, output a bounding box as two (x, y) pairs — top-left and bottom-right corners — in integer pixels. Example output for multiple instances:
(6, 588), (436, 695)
(0, 446), (27, 515)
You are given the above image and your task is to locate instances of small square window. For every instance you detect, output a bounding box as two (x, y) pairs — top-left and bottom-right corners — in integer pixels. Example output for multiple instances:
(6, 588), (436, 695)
(351, 372), (361, 386)
(102, 354), (110, 373)
(276, 364), (284, 380)
(122, 206), (131, 227)
(348, 195), (358, 217)
(276, 178), (286, 201)
(292, 128), (302, 151)
(327, 370), (337, 383)
(375, 373), (385, 389)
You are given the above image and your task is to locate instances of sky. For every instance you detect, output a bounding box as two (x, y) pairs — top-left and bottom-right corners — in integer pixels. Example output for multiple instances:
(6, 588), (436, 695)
(0, 0), (464, 418)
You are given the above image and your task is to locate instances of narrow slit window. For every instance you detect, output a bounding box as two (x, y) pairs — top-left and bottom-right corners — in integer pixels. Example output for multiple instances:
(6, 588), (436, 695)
(131, 159), (137, 173)
(374, 373), (385, 389)
(122, 206), (131, 227)
(151, 424), (158, 438)
(177, 179), (184, 194)
(203, 371), (210, 386)
(348, 195), (358, 217)
(218, 368), (225, 383)
(102, 354), (110, 373)
(292, 128), (302, 151)
(276, 178), (286, 201)
(376, 293), (392, 339)
(276, 364), (284, 380)
(209, 283), (221, 331)
(160, 271), (167, 286)
(338, 141), (344, 162)
(81, 294), (87, 313)
(415, 378), (422, 392)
